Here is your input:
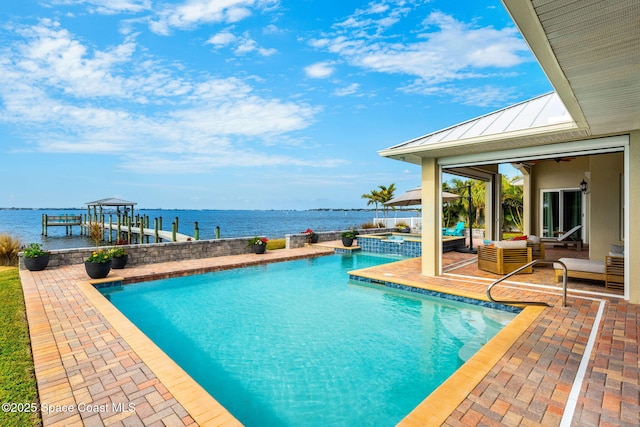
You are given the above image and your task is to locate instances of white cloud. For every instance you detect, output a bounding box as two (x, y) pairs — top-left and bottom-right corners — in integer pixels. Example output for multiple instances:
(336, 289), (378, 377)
(234, 34), (277, 56)
(206, 30), (276, 56)
(263, 24), (284, 35)
(400, 81), (517, 107)
(44, 0), (151, 15)
(0, 20), (340, 173)
(206, 31), (237, 47)
(334, 83), (360, 97)
(304, 61), (335, 79)
(148, 0), (279, 35)
(309, 6), (531, 88)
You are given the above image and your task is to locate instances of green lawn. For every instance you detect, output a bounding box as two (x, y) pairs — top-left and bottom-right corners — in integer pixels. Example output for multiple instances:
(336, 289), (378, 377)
(0, 268), (40, 427)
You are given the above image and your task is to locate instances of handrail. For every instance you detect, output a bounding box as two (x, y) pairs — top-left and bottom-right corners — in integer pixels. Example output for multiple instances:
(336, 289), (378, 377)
(486, 259), (567, 308)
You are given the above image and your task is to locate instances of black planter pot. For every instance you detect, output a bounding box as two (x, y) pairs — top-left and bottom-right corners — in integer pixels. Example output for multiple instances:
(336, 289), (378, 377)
(111, 255), (128, 269)
(310, 234), (319, 243)
(251, 244), (267, 254)
(84, 260), (112, 279)
(341, 237), (354, 247)
(24, 254), (49, 271)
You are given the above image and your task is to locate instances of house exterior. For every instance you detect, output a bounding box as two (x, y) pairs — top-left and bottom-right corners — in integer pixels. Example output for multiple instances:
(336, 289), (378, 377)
(378, 1), (639, 302)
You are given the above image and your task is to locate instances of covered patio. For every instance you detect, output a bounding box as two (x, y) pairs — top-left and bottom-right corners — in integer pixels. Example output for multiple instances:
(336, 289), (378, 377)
(378, 0), (639, 303)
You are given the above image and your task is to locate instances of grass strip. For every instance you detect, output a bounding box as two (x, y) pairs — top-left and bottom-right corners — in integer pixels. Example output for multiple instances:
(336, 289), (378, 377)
(0, 268), (40, 427)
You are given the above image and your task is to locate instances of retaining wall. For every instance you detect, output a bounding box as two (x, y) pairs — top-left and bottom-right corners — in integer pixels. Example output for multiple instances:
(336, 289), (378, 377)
(285, 228), (397, 249)
(19, 228), (398, 269)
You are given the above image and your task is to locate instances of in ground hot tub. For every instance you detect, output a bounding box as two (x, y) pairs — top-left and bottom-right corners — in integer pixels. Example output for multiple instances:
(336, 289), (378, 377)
(358, 232), (465, 256)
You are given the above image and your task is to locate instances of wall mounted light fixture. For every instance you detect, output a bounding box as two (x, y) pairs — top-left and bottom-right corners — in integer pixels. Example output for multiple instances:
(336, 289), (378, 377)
(579, 179), (588, 193)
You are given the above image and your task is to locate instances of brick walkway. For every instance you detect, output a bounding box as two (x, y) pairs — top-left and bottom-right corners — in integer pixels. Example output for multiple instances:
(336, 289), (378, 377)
(20, 246), (639, 426)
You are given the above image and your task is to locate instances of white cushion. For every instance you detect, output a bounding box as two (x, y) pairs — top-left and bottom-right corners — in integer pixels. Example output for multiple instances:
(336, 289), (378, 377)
(555, 258), (605, 274)
(610, 244), (624, 255)
(494, 240), (527, 249)
(528, 235), (541, 244)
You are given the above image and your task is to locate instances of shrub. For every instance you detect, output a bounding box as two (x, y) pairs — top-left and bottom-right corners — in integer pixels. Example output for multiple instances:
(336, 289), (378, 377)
(360, 222), (377, 229)
(248, 236), (268, 247)
(266, 238), (286, 250)
(21, 243), (49, 258)
(87, 222), (104, 247)
(86, 249), (112, 264)
(0, 235), (21, 266)
(108, 246), (127, 258)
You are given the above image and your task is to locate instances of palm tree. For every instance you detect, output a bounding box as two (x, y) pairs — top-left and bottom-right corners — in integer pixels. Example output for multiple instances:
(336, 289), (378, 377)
(502, 175), (524, 232)
(362, 184), (397, 224)
(443, 178), (485, 228)
(361, 189), (382, 220)
(377, 183), (397, 220)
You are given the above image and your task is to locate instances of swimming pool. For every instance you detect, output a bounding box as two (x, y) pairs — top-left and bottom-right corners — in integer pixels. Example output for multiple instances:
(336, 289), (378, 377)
(99, 253), (518, 426)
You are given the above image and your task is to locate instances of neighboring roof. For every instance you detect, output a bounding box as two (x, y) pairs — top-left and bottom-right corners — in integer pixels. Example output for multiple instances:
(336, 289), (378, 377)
(86, 198), (137, 207)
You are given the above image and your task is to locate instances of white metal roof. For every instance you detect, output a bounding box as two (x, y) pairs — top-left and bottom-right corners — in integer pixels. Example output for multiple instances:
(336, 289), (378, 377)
(86, 198), (137, 207)
(384, 92), (573, 151)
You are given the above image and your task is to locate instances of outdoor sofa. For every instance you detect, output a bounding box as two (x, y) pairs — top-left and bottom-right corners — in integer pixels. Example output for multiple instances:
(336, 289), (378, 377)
(477, 240), (533, 275)
(477, 235), (546, 275)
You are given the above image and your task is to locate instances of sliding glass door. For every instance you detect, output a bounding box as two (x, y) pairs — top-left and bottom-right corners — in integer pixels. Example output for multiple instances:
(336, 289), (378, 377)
(541, 189), (583, 238)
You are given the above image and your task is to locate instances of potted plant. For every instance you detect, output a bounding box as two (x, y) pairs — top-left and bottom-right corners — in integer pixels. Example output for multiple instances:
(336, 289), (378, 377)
(84, 249), (113, 279)
(303, 228), (319, 244)
(22, 243), (50, 271)
(340, 229), (358, 247)
(396, 221), (411, 233)
(248, 236), (268, 254)
(109, 244), (128, 269)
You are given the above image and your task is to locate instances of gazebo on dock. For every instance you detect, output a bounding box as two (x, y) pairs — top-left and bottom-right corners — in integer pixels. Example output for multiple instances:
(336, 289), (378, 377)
(86, 198), (137, 220)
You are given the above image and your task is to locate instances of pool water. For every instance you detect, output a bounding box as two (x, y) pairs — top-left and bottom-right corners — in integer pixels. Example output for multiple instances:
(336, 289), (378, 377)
(100, 253), (517, 426)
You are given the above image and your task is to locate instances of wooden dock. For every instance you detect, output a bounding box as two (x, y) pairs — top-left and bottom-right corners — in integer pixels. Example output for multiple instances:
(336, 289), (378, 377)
(42, 214), (83, 236)
(42, 212), (209, 244)
(99, 222), (194, 243)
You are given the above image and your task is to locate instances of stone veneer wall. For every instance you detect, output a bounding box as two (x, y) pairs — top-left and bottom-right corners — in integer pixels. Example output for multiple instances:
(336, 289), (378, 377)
(19, 228), (398, 269)
(20, 237), (256, 269)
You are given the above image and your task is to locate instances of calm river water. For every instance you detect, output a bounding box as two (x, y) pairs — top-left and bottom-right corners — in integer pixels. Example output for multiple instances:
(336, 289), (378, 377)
(0, 209), (417, 250)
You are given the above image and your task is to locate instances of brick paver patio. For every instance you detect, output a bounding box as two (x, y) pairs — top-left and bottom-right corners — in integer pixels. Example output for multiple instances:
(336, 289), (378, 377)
(19, 245), (639, 426)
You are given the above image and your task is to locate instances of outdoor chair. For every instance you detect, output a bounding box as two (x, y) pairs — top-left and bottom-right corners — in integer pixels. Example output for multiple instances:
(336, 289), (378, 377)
(443, 221), (465, 236)
(554, 244), (625, 289)
(526, 236), (546, 260)
(541, 225), (583, 250)
(477, 240), (533, 275)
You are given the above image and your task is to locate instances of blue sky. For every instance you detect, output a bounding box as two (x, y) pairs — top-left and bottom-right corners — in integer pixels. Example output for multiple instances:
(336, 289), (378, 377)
(0, 0), (551, 209)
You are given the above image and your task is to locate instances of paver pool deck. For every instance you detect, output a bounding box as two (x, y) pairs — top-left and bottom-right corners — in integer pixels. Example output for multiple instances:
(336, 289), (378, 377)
(20, 245), (639, 426)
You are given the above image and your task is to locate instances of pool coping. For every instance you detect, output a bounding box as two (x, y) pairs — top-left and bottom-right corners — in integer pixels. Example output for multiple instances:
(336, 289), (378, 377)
(347, 264), (545, 425)
(80, 253), (541, 426)
(22, 248), (636, 425)
(77, 277), (241, 426)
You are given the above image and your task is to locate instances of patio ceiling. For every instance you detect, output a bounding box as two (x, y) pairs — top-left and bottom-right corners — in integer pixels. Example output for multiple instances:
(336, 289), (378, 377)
(379, 0), (640, 164)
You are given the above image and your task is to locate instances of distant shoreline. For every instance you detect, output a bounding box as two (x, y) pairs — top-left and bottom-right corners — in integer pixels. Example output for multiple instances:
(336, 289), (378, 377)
(0, 207), (420, 212)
